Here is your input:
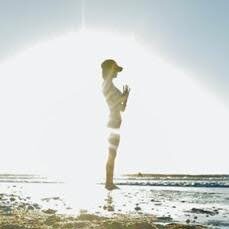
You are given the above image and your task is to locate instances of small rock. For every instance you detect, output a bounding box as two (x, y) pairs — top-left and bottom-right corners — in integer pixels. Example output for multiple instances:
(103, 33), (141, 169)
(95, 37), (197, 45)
(9, 197), (16, 202)
(157, 216), (172, 222)
(42, 208), (57, 214)
(190, 208), (216, 216)
(135, 206), (141, 211)
(186, 219), (191, 224)
(155, 203), (162, 206)
(27, 205), (34, 210)
(108, 206), (114, 211)
(213, 209), (219, 214)
(17, 204), (25, 210)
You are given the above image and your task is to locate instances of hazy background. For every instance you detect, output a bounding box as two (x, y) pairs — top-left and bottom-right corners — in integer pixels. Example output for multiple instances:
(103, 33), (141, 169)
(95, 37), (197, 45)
(0, 0), (229, 178)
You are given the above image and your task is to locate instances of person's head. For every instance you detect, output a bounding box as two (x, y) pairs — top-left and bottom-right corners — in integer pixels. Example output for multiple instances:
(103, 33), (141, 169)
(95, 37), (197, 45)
(101, 59), (123, 80)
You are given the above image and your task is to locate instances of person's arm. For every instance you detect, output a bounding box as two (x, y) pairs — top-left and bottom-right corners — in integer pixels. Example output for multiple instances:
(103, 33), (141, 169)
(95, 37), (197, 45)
(120, 85), (130, 112)
(120, 100), (127, 112)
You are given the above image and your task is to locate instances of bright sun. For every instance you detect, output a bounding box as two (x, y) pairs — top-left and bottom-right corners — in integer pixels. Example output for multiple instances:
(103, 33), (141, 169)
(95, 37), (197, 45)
(0, 28), (150, 179)
(0, 29), (229, 180)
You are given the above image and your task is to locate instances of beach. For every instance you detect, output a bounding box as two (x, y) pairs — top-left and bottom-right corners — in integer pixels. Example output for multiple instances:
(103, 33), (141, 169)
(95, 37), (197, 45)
(0, 174), (228, 228)
(0, 192), (206, 229)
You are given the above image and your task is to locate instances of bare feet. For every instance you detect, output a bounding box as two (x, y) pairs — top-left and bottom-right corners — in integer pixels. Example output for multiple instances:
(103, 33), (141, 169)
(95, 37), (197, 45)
(105, 183), (120, 191)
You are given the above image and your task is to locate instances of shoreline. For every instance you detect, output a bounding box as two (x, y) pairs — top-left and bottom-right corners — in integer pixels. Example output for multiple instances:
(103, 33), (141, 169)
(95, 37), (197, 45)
(0, 192), (207, 229)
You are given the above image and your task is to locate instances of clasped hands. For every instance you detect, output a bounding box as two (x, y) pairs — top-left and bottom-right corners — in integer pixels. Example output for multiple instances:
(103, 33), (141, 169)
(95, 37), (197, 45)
(122, 85), (130, 106)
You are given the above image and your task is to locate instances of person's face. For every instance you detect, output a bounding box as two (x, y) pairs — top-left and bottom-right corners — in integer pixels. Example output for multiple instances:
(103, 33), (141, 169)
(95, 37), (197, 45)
(103, 63), (121, 79)
(110, 65), (119, 78)
(112, 70), (118, 78)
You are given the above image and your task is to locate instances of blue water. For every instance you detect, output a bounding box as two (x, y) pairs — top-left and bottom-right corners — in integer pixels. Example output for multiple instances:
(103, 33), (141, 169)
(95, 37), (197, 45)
(1, 174), (229, 188)
(116, 174), (229, 188)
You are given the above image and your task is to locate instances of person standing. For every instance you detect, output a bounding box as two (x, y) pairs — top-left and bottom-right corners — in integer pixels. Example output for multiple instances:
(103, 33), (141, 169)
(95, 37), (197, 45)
(101, 59), (130, 190)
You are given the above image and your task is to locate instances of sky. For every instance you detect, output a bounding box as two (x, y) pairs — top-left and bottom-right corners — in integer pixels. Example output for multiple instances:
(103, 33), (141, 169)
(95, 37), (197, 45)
(0, 0), (229, 177)
(1, 0), (229, 100)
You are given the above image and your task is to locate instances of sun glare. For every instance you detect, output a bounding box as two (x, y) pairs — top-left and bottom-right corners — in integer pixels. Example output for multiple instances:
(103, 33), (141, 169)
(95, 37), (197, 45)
(0, 28), (229, 179)
(0, 29), (149, 180)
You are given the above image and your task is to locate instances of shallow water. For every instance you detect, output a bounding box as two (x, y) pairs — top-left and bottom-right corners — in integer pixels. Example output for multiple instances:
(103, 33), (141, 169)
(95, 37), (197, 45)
(0, 174), (229, 229)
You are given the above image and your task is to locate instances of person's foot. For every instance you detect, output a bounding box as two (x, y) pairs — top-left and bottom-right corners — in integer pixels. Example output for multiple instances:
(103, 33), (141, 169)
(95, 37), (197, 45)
(105, 183), (120, 191)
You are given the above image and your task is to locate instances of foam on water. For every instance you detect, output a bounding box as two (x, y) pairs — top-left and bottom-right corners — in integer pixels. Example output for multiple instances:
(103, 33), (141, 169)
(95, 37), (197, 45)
(116, 174), (229, 188)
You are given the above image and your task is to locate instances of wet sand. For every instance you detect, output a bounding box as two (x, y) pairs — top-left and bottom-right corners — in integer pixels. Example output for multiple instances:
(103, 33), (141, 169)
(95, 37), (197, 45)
(2, 173), (228, 228)
(0, 192), (207, 229)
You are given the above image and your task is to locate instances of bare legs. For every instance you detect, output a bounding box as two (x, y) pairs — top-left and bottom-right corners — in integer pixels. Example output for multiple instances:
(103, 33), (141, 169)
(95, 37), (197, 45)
(105, 132), (120, 190)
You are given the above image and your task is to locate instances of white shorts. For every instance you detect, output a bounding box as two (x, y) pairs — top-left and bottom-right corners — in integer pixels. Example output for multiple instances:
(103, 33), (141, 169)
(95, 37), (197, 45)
(107, 128), (121, 151)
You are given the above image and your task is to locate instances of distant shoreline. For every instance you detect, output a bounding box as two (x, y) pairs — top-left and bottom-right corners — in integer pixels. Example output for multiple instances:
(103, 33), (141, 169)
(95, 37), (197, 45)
(123, 173), (229, 177)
